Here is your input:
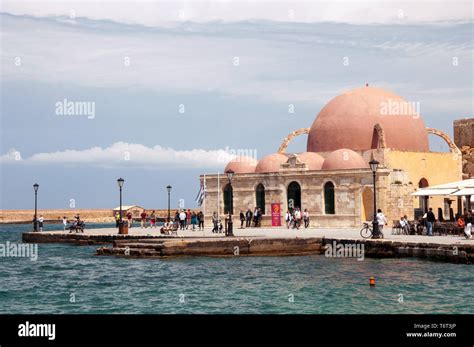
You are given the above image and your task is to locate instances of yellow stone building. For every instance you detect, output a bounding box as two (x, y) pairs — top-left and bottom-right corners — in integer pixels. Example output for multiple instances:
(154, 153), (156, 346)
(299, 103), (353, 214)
(200, 86), (462, 227)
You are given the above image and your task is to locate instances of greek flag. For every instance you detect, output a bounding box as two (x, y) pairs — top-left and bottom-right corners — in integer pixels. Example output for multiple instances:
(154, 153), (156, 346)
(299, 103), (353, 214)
(195, 180), (206, 206)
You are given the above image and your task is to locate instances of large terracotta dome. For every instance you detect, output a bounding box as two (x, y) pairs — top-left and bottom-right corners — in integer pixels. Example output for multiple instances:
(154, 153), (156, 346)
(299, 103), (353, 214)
(224, 156), (258, 174)
(307, 86), (429, 152)
(297, 152), (324, 170)
(322, 149), (368, 170)
(255, 153), (288, 173)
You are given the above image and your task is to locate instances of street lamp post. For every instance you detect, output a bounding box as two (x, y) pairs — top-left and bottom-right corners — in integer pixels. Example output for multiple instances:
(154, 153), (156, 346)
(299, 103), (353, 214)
(117, 178), (124, 225)
(225, 169), (235, 237)
(33, 183), (39, 232)
(369, 159), (380, 238)
(166, 185), (172, 223)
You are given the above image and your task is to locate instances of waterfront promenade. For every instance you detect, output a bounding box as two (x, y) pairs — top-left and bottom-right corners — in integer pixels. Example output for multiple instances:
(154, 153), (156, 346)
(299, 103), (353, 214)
(23, 226), (472, 245)
(21, 226), (474, 263)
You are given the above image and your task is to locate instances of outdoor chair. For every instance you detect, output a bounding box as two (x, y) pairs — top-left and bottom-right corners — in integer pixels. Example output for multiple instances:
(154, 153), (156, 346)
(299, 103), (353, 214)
(391, 220), (402, 235)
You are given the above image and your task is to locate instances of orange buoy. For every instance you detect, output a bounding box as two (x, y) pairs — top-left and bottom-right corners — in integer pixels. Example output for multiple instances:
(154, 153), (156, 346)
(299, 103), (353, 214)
(369, 277), (376, 286)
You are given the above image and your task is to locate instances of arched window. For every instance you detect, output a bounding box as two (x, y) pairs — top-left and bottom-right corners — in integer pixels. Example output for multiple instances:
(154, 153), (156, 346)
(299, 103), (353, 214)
(256, 184), (265, 214)
(287, 181), (301, 213)
(324, 182), (335, 214)
(223, 184), (233, 214)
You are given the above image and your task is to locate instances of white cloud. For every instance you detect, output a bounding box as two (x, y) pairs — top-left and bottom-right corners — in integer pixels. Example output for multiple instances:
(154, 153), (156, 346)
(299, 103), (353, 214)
(0, 148), (23, 163)
(0, 142), (239, 169)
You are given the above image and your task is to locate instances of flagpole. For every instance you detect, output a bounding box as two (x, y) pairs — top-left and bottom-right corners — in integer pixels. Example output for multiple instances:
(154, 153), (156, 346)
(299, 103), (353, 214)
(217, 171), (220, 226)
(203, 174), (206, 237)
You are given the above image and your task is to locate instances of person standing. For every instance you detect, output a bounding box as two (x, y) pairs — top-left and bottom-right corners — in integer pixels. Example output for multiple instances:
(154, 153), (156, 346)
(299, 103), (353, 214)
(253, 207), (259, 227)
(376, 209), (388, 236)
(186, 209), (192, 230)
(174, 210), (180, 229)
(126, 212), (133, 228)
(198, 211), (204, 231)
(464, 210), (473, 239)
(245, 209), (253, 228)
(179, 210), (186, 230)
(38, 215), (44, 232)
(304, 209), (310, 228)
(239, 210), (245, 229)
(212, 212), (219, 233)
(426, 207), (436, 236)
(285, 211), (291, 229)
(191, 211), (197, 231)
(149, 210), (156, 228)
(140, 211), (147, 229)
(115, 212), (121, 228)
(62, 216), (68, 231)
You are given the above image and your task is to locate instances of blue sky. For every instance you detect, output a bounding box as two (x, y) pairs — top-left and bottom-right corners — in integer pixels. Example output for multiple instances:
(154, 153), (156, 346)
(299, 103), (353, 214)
(0, 1), (473, 209)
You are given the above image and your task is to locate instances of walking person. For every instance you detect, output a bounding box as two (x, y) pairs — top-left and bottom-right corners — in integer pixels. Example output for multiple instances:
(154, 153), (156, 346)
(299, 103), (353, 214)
(140, 211), (147, 229)
(294, 208), (301, 230)
(239, 210), (245, 229)
(212, 212), (219, 233)
(191, 211), (197, 231)
(376, 209), (388, 236)
(198, 211), (204, 231)
(303, 209), (309, 228)
(62, 216), (68, 231)
(426, 207), (436, 236)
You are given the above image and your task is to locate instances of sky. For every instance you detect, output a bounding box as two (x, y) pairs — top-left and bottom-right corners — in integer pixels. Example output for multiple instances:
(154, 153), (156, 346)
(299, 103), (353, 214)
(0, 0), (473, 210)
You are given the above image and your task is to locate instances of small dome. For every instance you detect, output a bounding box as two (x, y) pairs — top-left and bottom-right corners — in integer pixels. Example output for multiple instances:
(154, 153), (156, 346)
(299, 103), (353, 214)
(224, 156), (258, 174)
(255, 153), (288, 173)
(322, 149), (368, 170)
(297, 152), (324, 170)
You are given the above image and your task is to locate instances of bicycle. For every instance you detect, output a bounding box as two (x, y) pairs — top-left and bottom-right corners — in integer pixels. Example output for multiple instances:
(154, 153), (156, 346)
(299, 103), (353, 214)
(360, 222), (384, 239)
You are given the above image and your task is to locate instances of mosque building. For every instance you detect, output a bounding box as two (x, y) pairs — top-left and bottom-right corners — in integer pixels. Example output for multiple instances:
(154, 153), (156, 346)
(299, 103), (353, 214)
(200, 85), (462, 227)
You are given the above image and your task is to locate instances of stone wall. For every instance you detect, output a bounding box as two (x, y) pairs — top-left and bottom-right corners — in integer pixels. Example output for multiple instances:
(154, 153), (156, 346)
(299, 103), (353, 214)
(454, 118), (474, 178)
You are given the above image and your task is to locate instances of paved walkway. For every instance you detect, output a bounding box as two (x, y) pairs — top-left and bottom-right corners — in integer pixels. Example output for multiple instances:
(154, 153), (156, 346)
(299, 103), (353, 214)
(38, 226), (472, 245)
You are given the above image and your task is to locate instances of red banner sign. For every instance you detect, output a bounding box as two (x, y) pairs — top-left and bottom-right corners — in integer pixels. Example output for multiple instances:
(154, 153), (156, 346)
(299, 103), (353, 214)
(271, 203), (281, 227)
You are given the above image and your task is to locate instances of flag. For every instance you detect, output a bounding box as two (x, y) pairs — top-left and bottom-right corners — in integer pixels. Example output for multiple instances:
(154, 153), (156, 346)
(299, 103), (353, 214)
(195, 180), (206, 206)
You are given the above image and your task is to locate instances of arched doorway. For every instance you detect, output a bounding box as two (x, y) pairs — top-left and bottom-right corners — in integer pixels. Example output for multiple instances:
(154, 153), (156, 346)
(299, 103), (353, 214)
(256, 183), (266, 214)
(223, 183), (233, 214)
(418, 178), (429, 212)
(287, 181), (301, 213)
(324, 181), (335, 214)
(362, 187), (374, 221)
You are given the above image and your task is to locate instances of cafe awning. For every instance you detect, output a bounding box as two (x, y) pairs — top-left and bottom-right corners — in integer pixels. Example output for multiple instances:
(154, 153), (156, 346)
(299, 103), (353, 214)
(450, 188), (474, 196)
(410, 178), (474, 197)
(411, 188), (457, 196)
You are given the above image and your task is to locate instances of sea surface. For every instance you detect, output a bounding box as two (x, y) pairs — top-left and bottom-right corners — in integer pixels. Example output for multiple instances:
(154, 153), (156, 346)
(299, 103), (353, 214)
(0, 223), (473, 314)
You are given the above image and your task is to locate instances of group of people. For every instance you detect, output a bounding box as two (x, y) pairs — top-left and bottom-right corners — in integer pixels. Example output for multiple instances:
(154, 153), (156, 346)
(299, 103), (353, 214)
(397, 207), (473, 239)
(174, 209), (205, 231)
(239, 207), (263, 228)
(284, 208), (310, 230)
(63, 214), (84, 232)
